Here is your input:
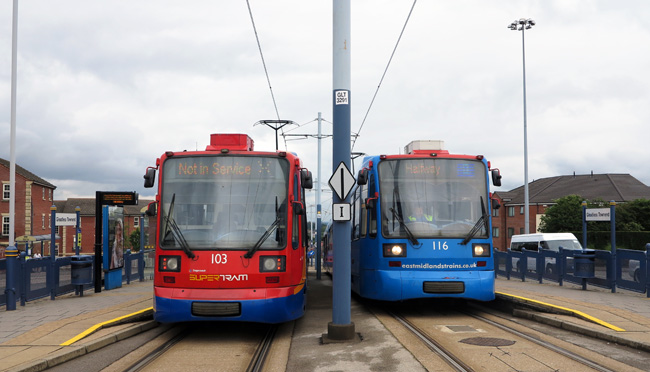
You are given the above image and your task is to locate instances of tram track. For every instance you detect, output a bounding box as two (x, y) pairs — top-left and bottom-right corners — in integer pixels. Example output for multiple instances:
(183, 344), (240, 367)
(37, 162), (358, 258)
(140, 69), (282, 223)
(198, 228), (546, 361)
(246, 324), (278, 372)
(465, 310), (616, 372)
(120, 323), (278, 372)
(390, 311), (474, 372)
(124, 329), (190, 372)
(373, 300), (641, 372)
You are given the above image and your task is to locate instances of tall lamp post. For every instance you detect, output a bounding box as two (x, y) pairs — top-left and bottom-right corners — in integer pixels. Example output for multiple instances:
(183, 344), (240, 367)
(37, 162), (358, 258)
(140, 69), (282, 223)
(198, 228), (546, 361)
(509, 18), (535, 234)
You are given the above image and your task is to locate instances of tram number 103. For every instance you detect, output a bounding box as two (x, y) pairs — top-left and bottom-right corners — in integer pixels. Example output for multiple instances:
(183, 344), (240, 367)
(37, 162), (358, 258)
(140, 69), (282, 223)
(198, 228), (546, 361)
(433, 242), (449, 251)
(211, 254), (228, 264)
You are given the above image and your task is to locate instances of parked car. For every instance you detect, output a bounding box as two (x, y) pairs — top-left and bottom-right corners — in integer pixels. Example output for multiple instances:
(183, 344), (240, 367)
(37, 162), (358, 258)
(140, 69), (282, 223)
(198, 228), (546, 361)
(510, 233), (583, 275)
(629, 260), (643, 283)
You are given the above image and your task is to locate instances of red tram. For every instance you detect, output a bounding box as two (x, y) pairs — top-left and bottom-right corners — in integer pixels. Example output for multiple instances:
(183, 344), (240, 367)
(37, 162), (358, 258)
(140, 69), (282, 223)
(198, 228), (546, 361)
(143, 134), (312, 323)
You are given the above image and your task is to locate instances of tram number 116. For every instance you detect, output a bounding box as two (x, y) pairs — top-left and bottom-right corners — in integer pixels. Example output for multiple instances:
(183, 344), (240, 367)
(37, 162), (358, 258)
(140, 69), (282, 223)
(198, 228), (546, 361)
(433, 242), (449, 251)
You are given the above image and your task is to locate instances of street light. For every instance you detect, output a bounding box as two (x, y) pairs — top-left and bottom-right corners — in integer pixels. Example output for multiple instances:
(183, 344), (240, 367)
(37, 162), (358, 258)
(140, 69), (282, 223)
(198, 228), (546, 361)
(509, 18), (535, 234)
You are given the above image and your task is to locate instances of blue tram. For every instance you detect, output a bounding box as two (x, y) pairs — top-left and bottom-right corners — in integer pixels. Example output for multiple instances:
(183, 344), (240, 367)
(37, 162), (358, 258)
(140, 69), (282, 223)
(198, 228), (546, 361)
(348, 140), (501, 301)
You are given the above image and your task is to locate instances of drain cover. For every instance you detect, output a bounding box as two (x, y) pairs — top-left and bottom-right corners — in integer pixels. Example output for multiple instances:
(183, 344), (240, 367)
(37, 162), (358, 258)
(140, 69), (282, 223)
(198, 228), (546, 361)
(460, 337), (516, 347)
(446, 325), (477, 332)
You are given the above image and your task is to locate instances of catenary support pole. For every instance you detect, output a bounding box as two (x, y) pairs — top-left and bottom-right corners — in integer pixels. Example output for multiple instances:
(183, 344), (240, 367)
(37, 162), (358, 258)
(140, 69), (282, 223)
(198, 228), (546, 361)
(327, 0), (355, 341)
(316, 112), (323, 280)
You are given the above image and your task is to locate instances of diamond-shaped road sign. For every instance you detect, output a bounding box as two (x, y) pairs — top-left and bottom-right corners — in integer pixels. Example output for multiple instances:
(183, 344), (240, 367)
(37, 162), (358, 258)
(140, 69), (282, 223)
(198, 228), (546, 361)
(328, 162), (356, 201)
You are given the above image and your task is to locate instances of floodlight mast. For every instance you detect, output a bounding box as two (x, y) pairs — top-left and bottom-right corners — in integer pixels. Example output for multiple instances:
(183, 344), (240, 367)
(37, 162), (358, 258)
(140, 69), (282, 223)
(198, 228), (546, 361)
(508, 18), (535, 234)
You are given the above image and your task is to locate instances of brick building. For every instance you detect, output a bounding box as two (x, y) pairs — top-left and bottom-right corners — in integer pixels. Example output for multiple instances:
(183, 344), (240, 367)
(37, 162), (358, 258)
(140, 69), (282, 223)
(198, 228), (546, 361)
(492, 173), (650, 251)
(1, 158), (57, 258)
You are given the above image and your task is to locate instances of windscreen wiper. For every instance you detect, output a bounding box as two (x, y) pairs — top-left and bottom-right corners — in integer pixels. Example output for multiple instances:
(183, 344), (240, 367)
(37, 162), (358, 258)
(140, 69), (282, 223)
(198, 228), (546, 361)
(389, 207), (420, 246)
(165, 215), (195, 259)
(161, 193), (195, 259)
(244, 216), (281, 259)
(461, 196), (488, 245)
(161, 193), (176, 243)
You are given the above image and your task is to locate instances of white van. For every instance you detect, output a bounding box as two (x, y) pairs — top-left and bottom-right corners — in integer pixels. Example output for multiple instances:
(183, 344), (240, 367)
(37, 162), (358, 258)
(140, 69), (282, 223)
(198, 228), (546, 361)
(509, 233), (583, 274)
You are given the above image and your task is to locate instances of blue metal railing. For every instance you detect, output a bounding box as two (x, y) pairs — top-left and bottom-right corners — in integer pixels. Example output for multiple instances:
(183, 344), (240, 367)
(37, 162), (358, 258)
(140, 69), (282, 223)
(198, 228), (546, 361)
(495, 244), (650, 297)
(1, 249), (154, 308)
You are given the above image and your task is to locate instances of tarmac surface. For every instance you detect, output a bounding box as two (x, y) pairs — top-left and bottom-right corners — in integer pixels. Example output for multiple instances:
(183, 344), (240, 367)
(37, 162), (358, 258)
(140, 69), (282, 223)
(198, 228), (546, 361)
(1, 270), (650, 372)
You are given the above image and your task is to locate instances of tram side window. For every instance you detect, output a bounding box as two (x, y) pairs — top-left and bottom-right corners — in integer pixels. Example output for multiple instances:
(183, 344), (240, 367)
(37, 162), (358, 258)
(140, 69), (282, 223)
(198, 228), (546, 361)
(292, 174), (299, 249)
(352, 187), (361, 240)
(368, 177), (377, 238)
(301, 187), (309, 248)
(360, 183), (368, 238)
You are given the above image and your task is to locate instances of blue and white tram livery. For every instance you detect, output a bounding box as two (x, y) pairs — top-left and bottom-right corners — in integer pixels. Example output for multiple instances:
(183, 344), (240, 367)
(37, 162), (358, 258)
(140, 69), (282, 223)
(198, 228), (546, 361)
(350, 140), (502, 301)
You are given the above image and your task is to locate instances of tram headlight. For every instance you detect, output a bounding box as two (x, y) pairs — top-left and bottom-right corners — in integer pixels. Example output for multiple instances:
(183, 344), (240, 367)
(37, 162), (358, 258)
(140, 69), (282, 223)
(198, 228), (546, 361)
(260, 256), (286, 272)
(159, 255), (181, 272)
(472, 243), (491, 257)
(383, 243), (406, 257)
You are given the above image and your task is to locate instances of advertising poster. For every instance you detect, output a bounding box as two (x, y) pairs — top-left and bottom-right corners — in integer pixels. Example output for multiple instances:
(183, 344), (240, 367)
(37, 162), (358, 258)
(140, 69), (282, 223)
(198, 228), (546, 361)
(108, 206), (125, 270)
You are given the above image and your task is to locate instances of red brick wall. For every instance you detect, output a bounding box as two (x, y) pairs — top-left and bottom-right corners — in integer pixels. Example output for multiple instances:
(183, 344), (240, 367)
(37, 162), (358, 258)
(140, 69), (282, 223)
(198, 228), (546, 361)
(491, 199), (549, 251)
(1, 166), (55, 258)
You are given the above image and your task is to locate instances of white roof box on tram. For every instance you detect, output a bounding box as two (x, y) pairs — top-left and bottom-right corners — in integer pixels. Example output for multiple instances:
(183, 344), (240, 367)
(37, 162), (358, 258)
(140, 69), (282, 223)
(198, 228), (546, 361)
(404, 140), (445, 154)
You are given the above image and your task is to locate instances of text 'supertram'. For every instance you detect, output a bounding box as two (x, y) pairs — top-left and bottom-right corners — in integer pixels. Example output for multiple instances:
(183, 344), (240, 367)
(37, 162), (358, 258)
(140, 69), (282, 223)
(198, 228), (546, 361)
(144, 134), (312, 323)
(325, 140), (501, 301)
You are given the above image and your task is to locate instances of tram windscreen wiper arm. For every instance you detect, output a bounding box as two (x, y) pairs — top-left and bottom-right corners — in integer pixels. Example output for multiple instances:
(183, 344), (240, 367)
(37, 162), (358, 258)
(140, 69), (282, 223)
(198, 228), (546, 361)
(461, 196), (488, 245)
(165, 215), (195, 259)
(161, 193), (176, 243)
(244, 217), (281, 259)
(161, 193), (195, 259)
(389, 207), (419, 246)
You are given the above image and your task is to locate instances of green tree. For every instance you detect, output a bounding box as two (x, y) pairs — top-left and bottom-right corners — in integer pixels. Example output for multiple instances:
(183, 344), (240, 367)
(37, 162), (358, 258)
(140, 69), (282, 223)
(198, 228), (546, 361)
(616, 199), (650, 231)
(128, 228), (141, 252)
(539, 196), (650, 234)
(538, 195), (584, 232)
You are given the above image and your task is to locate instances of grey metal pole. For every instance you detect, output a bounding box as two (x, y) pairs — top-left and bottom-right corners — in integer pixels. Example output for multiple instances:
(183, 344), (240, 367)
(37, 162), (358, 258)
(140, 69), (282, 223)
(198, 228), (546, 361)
(328, 0), (355, 341)
(521, 25), (530, 234)
(9, 0), (19, 248)
(316, 112), (322, 280)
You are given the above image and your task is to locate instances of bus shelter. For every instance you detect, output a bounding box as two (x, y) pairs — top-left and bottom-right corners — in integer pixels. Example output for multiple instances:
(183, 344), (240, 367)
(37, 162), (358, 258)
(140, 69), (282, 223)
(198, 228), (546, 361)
(15, 234), (61, 257)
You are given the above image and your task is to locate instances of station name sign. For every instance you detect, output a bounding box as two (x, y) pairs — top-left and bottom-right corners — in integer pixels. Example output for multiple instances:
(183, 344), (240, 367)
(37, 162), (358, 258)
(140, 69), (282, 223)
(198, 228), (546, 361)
(586, 208), (610, 221)
(55, 213), (77, 226)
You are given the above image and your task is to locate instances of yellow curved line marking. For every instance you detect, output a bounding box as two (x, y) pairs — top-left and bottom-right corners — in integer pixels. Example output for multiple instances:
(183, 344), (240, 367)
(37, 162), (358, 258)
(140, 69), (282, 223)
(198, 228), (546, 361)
(294, 283), (305, 295)
(496, 291), (625, 332)
(60, 307), (154, 346)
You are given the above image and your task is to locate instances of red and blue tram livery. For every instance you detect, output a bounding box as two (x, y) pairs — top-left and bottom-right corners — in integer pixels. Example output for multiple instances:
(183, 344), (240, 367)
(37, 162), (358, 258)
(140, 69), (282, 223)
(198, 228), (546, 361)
(144, 134), (312, 323)
(346, 140), (501, 301)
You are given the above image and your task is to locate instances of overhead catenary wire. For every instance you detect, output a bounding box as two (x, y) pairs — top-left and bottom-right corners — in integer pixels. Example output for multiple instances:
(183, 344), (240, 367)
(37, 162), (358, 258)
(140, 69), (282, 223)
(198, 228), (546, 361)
(282, 117), (335, 142)
(352, 0), (417, 151)
(246, 0), (289, 149)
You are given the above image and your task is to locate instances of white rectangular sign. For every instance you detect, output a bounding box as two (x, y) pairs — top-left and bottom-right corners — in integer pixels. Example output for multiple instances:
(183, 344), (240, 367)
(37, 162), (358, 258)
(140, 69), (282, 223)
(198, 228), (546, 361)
(335, 90), (349, 105)
(586, 208), (610, 221)
(332, 203), (351, 221)
(55, 213), (78, 226)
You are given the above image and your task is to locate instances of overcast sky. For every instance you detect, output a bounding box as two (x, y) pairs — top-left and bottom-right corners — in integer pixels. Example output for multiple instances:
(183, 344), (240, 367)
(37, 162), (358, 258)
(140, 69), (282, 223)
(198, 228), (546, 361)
(2, 1), (650, 220)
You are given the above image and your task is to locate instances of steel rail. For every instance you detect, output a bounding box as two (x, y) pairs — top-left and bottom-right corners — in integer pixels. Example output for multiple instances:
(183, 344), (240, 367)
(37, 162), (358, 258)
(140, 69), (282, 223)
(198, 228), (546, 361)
(390, 311), (474, 372)
(124, 329), (189, 372)
(246, 324), (278, 372)
(468, 311), (617, 372)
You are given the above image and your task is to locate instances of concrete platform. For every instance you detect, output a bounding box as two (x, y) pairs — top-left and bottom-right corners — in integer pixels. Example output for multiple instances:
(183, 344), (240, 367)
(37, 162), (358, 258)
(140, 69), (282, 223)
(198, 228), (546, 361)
(2, 271), (650, 372)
